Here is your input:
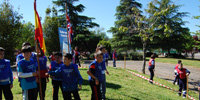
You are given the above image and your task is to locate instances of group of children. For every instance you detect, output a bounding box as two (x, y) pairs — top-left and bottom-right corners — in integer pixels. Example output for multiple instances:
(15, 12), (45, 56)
(149, 54), (193, 98)
(0, 42), (110, 100)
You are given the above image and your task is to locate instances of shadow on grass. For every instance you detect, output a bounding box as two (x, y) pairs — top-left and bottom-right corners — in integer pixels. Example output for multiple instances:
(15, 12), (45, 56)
(82, 79), (121, 90)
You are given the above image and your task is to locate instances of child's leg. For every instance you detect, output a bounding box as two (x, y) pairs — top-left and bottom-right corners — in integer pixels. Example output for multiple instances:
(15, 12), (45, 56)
(90, 81), (101, 100)
(63, 91), (72, 100)
(178, 79), (183, 96)
(101, 76), (106, 99)
(52, 80), (60, 100)
(72, 90), (81, 100)
(2, 84), (13, 100)
(0, 85), (3, 100)
(28, 88), (37, 100)
(182, 79), (187, 97)
(23, 90), (28, 100)
(41, 78), (47, 99)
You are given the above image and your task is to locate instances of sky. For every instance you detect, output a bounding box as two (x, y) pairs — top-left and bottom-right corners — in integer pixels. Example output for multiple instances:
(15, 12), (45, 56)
(1, 0), (200, 38)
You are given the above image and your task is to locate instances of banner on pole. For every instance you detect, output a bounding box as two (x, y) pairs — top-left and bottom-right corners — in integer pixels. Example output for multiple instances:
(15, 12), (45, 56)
(58, 27), (71, 54)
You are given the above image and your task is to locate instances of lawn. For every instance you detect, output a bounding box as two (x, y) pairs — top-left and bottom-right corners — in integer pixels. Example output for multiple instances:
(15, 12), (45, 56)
(148, 57), (200, 68)
(10, 67), (199, 100)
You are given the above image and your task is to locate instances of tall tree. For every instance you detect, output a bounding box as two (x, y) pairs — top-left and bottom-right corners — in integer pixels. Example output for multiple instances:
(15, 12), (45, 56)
(53, 0), (99, 52)
(109, 0), (143, 52)
(147, 0), (189, 55)
(0, 1), (22, 63)
(43, 7), (60, 55)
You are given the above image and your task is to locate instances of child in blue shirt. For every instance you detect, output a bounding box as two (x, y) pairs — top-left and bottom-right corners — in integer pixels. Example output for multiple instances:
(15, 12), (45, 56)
(17, 46), (38, 100)
(49, 52), (64, 100)
(87, 50), (104, 100)
(48, 53), (83, 100)
(0, 47), (13, 100)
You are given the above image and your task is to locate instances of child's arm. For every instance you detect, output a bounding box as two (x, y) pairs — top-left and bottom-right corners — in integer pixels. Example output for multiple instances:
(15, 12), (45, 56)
(17, 63), (37, 78)
(74, 65), (83, 89)
(87, 64), (99, 85)
(186, 69), (190, 76)
(48, 67), (62, 77)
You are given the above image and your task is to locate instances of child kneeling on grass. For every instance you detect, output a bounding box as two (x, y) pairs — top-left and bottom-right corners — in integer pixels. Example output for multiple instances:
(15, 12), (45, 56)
(87, 50), (104, 100)
(17, 46), (38, 100)
(48, 53), (83, 100)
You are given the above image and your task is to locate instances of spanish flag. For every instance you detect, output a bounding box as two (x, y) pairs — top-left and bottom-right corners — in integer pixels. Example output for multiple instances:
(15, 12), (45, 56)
(34, 0), (46, 53)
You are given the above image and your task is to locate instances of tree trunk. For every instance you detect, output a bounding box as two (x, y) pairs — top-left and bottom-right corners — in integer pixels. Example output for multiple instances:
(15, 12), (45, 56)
(142, 42), (147, 74)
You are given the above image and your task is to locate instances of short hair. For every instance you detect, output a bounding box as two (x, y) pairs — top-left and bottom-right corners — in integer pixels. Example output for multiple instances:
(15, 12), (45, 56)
(99, 46), (105, 51)
(0, 47), (5, 51)
(54, 52), (62, 57)
(151, 54), (155, 58)
(178, 60), (182, 64)
(22, 42), (31, 47)
(95, 50), (103, 57)
(64, 53), (72, 60)
(21, 46), (32, 53)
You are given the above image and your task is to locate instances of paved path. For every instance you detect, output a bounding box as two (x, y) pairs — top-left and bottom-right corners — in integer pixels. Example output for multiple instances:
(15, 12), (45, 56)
(82, 60), (200, 91)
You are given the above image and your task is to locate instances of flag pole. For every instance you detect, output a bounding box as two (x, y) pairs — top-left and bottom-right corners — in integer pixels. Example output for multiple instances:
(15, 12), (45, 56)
(65, 1), (70, 53)
(34, 0), (43, 99)
(35, 40), (43, 100)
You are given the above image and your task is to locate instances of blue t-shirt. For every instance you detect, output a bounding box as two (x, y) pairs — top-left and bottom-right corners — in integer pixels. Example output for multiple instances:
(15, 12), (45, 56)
(37, 56), (47, 70)
(88, 60), (104, 82)
(0, 59), (13, 85)
(50, 61), (63, 81)
(49, 64), (83, 91)
(17, 59), (37, 90)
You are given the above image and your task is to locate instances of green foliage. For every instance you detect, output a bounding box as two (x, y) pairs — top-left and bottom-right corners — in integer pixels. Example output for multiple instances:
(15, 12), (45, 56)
(43, 7), (60, 55)
(109, 0), (143, 52)
(0, 1), (22, 63)
(53, 0), (99, 52)
(16, 22), (35, 50)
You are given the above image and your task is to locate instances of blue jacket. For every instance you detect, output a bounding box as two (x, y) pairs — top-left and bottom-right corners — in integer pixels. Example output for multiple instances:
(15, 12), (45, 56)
(0, 59), (13, 85)
(50, 61), (63, 81)
(49, 64), (83, 91)
(88, 60), (104, 82)
(17, 59), (37, 90)
(16, 53), (37, 63)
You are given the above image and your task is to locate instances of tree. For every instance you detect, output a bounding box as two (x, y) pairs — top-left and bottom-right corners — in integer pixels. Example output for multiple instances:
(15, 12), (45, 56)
(97, 39), (112, 55)
(53, 0), (99, 52)
(147, 0), (189, 55)
(43, 7), (60, 55)
(109, 0), (143, 53)
(0, 1), (22, 63)
(16, 22), (35, 50)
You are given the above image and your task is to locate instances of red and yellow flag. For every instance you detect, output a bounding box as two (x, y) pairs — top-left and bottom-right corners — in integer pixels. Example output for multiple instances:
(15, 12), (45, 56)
(34, 0), (46, 53)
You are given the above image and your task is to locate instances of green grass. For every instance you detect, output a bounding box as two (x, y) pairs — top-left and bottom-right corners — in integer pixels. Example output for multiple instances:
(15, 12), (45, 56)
(9, 67), (199, 100)
(148, 57), (200, 68)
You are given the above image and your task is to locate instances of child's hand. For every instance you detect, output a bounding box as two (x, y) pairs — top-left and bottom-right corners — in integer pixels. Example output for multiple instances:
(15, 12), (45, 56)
(198, 87), (200, 91)
(95, 78), (99, 85)
(79, 85), (82, 90)
(106, 71), (109, 75)
(46, 78), (49, 83)
(10, 84), (13, 89)
(32, 72), (38, 76)
(45, 73), (49, 76)
(186, 73), (189, 76)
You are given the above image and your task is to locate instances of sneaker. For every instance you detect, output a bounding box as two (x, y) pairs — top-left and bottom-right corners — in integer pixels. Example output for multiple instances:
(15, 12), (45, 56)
(178, 93), (181, 96)
(183, 96), (186, 98)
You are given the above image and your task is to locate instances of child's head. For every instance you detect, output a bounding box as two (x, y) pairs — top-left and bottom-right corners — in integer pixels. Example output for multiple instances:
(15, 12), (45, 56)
(54, 52), (62, 63)
(75, 46), (78, 51)
(0, 47), (5, 59)
(64, 53), (72, 65)
(22, 42), (31, 47)
(21, 46), (32, 60)
(178, 60), (182, 64)
(99, 46), (106, 54)
(179, 63), (183, 69)
(95, 50), (103, 63)
(151, 54), (155, 59)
